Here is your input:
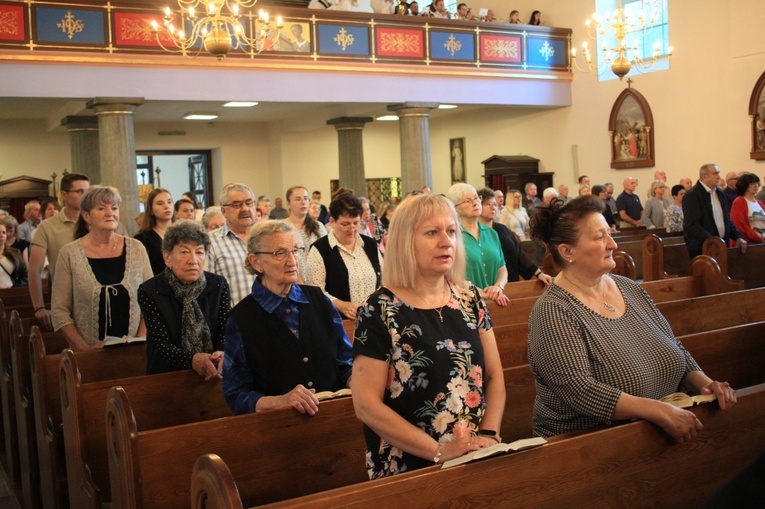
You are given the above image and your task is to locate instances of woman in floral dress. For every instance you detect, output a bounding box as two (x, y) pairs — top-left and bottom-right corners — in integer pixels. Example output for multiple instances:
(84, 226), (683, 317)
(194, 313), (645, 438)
(352, 194), (506, 479)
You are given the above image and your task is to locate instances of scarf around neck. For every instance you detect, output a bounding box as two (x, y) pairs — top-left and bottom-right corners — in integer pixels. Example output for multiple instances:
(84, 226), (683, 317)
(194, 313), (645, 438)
(165, 268), (213, 354)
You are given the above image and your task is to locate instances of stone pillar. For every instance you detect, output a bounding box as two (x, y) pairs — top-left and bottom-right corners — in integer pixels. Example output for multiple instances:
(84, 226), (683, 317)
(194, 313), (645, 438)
(86, 97), (144, 235)
(387, 102), (439, 194)
(326, 117), (373, 197)
(61, 115), (101, 183)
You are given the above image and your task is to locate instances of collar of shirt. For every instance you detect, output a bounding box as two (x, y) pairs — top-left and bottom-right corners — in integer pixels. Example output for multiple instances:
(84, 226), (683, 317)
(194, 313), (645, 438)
(250, 277), (308, 314)
(328, 230), (363, 254)
(700, 181), (716, 194)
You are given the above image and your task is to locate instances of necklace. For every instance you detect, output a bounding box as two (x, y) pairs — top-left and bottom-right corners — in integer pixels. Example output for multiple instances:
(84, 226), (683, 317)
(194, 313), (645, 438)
(562, 273), (616, 314)
(417, 280), (451, 322)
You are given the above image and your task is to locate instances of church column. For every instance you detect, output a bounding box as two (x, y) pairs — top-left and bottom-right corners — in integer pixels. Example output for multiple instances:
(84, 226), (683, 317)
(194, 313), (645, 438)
(61, 115), (100, 183)
(86, 97), (144, 235)
(387, 102), (439, 194)
(326, 117), (373, 196)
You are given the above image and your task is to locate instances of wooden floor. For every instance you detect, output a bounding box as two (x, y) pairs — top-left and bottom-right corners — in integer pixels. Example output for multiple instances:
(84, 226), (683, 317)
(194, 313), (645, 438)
(0, 463), (19, 509)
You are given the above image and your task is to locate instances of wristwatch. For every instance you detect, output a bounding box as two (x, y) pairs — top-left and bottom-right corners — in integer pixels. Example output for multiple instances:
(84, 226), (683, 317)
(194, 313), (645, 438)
(477, 429), (501, 443)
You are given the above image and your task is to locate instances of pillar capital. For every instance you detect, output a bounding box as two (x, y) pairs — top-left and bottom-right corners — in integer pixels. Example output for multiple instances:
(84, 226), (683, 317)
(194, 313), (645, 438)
(387, 102), (439, 117)
(61, 115), (99, 131)
(86, 97), (145, 115)
(327, 117), (374, 130)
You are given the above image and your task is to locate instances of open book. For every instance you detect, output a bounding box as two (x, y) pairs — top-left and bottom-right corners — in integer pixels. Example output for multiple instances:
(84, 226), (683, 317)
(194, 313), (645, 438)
(441, 436), (547, 469)
(660, 392), (717, 409)
(103, 336), (146, 347)
(315, 388), (352, 401)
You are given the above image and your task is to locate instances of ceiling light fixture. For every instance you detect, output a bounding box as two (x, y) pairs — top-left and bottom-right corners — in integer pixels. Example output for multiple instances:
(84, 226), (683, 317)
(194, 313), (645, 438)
(151, 1), (283, 60)
(223, 101), (258, 107)
(375, 115), (399, 121)
(183, 112), (219, 120)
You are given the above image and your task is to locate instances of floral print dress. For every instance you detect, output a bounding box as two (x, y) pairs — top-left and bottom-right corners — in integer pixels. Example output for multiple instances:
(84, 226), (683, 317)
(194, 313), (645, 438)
(353, 281), (492, 479)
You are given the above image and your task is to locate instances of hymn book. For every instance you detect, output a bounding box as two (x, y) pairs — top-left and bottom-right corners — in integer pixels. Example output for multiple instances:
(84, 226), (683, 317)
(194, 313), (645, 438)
(315, 388), (352, 401)
(660, 392), (717, 409)
(440, 437), (547, 469)
(103, 336), (147, 347)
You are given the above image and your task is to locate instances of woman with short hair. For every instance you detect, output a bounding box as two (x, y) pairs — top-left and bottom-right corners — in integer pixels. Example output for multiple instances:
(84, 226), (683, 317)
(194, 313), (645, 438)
(664, 185), (686, 233)
(52, 186), (152, 350)
(222, 220), (352, 415)
(641, 180), (672, 229)
(304, 192), (383, 319)
(138, 220), (230, 378)
(730, 172), (765, 243)
(447, 183), (509, 306)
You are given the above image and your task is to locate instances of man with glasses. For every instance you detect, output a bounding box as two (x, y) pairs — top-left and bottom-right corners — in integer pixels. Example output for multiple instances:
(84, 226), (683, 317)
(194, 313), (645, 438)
(29, 173), (90, 330)
(207, 183), (258, 305)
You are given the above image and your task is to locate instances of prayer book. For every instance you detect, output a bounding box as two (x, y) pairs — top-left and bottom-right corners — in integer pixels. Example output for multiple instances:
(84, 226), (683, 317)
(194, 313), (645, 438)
(441, 436), (547, 469)
(660, 392), (717, 409)
(103, 336), (147, 347)
(315, 388), (352, 401)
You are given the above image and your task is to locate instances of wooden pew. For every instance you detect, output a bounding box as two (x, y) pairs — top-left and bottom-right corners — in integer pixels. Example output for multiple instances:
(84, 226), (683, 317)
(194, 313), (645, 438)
(0, 305), (29, 488)
(32, 343), (146, 509)
(657, 287), (765, 337)
(106, 390), (366, 509)
(227, 383), (765, 509)
(61, 349), (231, 509)
(703, 236), (765, 289)
(10, 314), (67, 509)
(487, 255), (738, 327)
(643, 233), (694, 281)
(613, 235), (685, 280)
(109, 321), (765, 509)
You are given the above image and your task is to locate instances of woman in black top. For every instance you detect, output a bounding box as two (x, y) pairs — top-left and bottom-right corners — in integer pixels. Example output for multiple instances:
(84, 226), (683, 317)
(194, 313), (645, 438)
(138, 220), (230, 379)
(135, 187), (174, 275)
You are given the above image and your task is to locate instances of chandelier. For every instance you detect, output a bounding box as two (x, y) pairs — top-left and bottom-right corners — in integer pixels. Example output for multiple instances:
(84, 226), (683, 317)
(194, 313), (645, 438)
(150, 0), (283, 60)
(570, 0), (672, 80)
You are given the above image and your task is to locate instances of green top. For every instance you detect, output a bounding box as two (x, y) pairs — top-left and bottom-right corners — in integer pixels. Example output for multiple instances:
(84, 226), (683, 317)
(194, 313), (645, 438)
(461, 222), (505, 289)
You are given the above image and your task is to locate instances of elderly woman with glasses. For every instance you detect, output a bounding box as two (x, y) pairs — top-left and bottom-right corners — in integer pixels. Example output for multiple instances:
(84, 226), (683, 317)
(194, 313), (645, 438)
(138, 220), (231, 379)
(52, 186), (152, 350)
(222, 221), (353, 415)
(304, 191), (383, 320)
(447, 184), (509, 306)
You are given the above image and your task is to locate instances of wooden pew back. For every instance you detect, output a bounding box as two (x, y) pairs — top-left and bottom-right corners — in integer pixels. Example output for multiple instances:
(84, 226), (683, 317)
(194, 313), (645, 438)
(657, 287), (765, 337)
(704, 236), (765, 289)
(55, 345), (147, 509)
(106, 391), (366, 509)
(244, 384), (765, 509)
(62, 351), (232, 509)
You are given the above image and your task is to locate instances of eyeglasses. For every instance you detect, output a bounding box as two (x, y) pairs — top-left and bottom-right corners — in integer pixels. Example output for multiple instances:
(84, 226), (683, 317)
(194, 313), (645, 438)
(224, 199), (256, 209)
(457, 195), (481, 207)
(254, 247), (305, 261)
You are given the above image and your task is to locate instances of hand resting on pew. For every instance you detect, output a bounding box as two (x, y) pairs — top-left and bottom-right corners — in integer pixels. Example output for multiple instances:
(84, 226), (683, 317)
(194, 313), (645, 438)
(192, 351), (224, 381)
(527, 197), (737, 443)
(222, 221), (353, 415)
(352, 195), (506, 479)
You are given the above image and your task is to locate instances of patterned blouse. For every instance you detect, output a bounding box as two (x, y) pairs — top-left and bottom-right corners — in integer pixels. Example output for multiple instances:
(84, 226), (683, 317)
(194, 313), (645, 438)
(354, 281), (492, 479)
(664, 204), (684, 232)
(528, 275), (702, 438)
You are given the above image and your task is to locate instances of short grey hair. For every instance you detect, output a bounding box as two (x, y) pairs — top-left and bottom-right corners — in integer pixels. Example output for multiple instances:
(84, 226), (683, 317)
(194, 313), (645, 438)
(163, 220), (211, 253)
(80, 185), (122, 213)
(219, 183), (253, 207)
(201, 206), (223, 230)
(24, 200), (40, 213)
(446, 183), (477, 205)
(244, 220), (299, 276)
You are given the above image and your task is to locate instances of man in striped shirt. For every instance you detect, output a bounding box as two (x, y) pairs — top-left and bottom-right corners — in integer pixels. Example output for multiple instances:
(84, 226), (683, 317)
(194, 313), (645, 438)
(207, 183), (258, 305)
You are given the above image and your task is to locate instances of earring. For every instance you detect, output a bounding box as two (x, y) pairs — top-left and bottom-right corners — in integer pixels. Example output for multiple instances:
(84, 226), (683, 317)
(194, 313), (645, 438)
(569, 259), (574, 264)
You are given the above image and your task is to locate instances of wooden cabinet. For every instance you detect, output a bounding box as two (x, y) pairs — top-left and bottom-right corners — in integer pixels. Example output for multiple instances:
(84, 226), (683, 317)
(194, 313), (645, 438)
(481, 155), (554, 194)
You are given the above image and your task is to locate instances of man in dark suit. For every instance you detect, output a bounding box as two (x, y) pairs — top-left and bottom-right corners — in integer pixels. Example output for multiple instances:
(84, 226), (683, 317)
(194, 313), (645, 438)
(683, 163), (747, 259)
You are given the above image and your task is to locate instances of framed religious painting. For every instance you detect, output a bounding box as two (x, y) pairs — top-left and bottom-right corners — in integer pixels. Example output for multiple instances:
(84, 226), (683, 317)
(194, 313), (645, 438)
(608, 87), (655, 169)
(450, 137), (467, 184)
(749, 70), (765, 160)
